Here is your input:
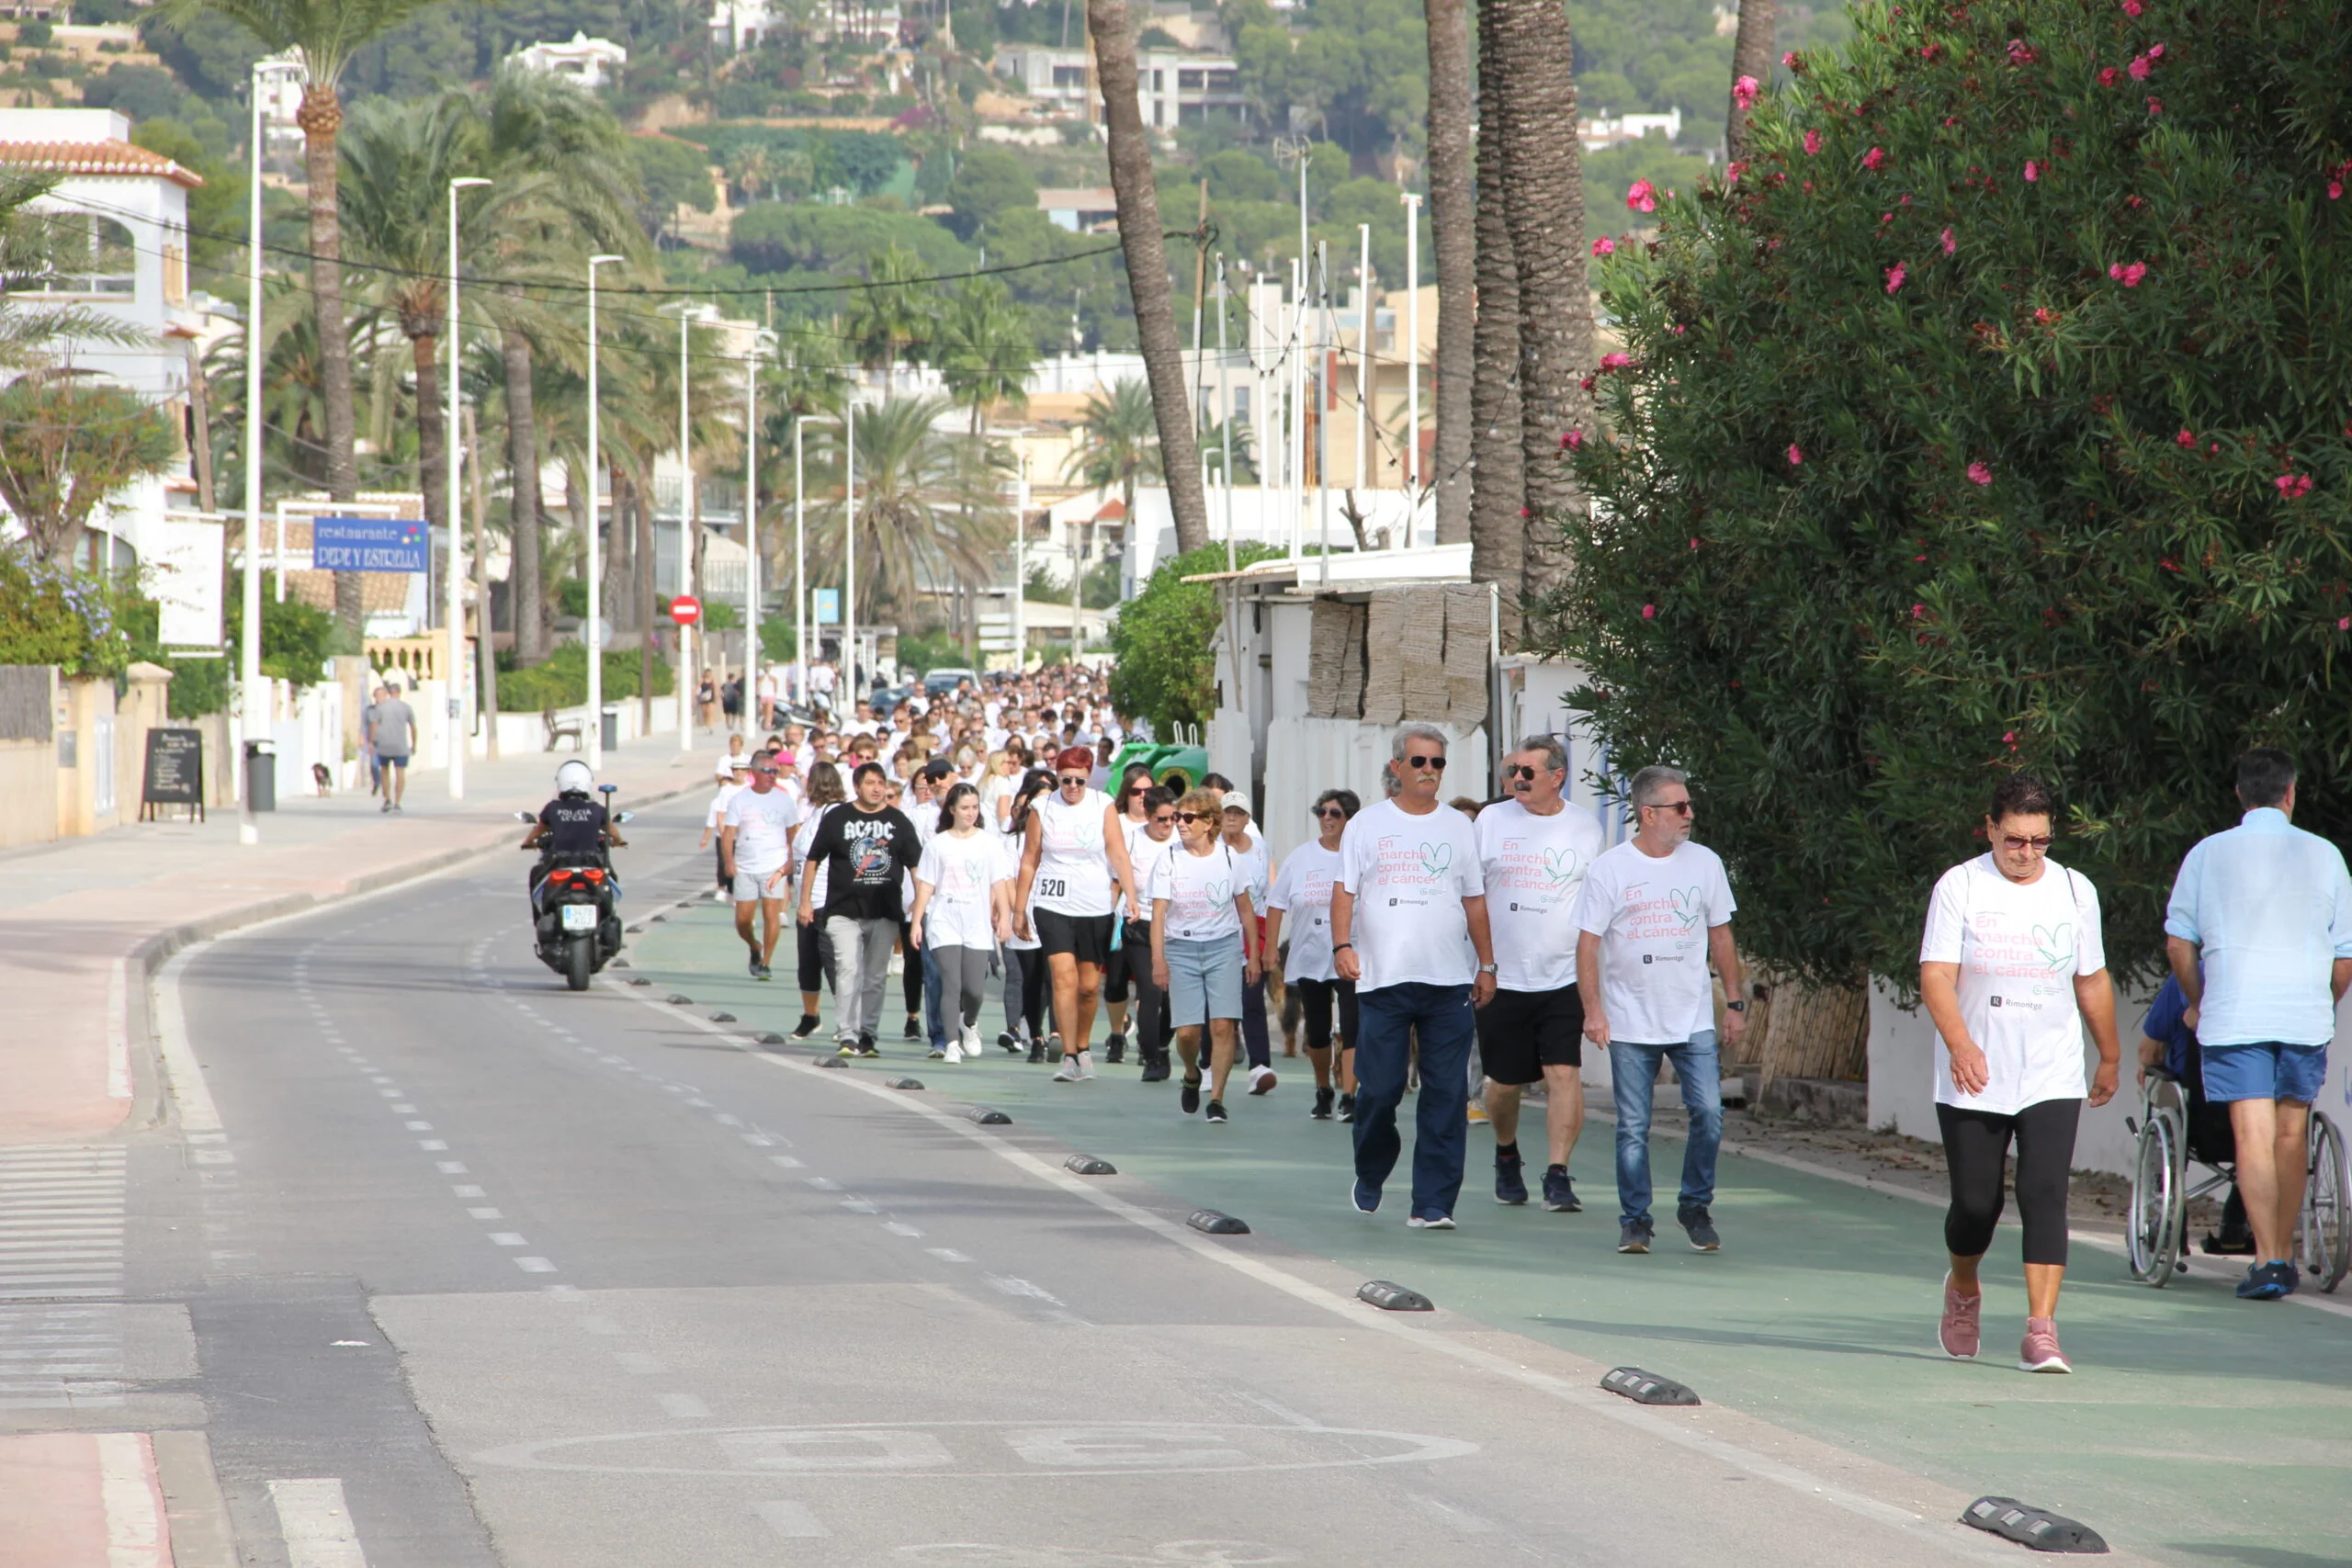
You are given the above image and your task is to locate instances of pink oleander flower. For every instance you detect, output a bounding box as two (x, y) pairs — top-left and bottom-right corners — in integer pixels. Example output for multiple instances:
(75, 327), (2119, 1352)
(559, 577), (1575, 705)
(2109, 261), (2148, 287)
(1967, 461), (1994, 485)
(2129, 52), (2152, 79)
(1562, 429), (1584, 450)
(2148, 42), (2166, 60)
(2332, 182), (2346, 201)
(2338, 617), (2349, 632)
(2098, 66), (2120, 86)
(1941, 227), (1956, 255)
(1912, 603), (1928, 619)
(1885, 263), (1907, 293)
(1782, 50), (1799, 69)
(2147, 96), (2164, 116)
(1734, 75), (1759, 111)
(2176, 428), (2196, 447)
(2023, 160), (2042, 182)
(2277, 472), (2314, 500)
(1862, 145), (1888, 170)
(2007, 39), (2037, 64)
(2121, 0), (2143, 13)
(2002, 730), (2017, 744)
(1787, 444), (1804, 466)
(1599, 352), (1634, 371)
(1593, 235), (1616, 256)
(1626, 179), (1658, 213)
(1640, 604), (1657, 620)
(1804, 129), (1824, 155)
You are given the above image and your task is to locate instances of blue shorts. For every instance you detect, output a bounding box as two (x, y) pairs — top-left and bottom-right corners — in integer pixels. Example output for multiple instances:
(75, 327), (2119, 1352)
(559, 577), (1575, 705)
(1164, 934), (1244, 1027)
(2199, 1042), (2328, 1104)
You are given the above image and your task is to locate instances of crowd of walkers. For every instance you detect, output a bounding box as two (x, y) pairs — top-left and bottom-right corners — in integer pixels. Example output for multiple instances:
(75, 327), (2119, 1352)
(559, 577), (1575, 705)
(700, 666), (2349, 1374)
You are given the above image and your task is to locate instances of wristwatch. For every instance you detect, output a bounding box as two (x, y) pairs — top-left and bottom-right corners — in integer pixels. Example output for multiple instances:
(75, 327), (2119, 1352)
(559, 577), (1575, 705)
(1478, 963), (1498, 976)
(1724, 999), (1747, 1012)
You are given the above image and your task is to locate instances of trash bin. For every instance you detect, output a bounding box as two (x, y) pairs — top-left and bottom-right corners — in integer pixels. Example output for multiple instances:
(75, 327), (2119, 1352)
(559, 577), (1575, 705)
(243, 739), (277, 812)
(599, 706), (619, 752)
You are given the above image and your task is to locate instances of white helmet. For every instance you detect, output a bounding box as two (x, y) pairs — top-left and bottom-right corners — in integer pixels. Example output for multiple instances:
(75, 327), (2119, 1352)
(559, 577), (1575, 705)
(555, 760), (594, 797)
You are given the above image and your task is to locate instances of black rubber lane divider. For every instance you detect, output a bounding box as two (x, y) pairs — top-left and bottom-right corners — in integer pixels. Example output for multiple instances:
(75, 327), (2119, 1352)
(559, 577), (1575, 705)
(815, 1055), (849, 1069)
(1600, 1368), (1701, 1406)
(610, 959), (631, 968)
(753, 1032), (787, 1046)
(888, 1077), (924, 1090)
(626, 924), (644, 933)
(960, 1105), (1012, 1125)
(1188, 1209), (1250, 1235)
(666, 995), (694, 1005)
(650, 914), (668, 922)
(1357, 1280), (1434, 1312)
(1962, 1498), (2109, 1554)
(626, 977), (651, 987)
(708, 1012), (737, 1022)
(1065, 1155), (1117, 1176)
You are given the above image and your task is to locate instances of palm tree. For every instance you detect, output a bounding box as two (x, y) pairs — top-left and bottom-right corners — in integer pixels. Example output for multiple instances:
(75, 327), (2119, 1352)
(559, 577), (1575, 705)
(846, 244), (928, 389)
(1469, 0), (1524, 638)
(165, 0), (445, 637)
(801, 396), (1010, 628)
(726, 142), (775, 206)
(1727, 0), (1777, 163)
(937, 279), (1035, 438)
(1063, 378), (1159, 579)
(1083, 0), (1209, 555)
(1423, 0), (1475, 545)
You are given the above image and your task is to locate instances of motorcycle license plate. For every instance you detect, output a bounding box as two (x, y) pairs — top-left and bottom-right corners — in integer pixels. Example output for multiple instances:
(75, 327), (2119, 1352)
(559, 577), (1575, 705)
(560, 905), (599, 932)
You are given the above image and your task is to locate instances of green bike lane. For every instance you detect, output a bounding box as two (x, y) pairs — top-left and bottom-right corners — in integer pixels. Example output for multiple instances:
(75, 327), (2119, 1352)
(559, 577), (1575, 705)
(618, 897), (2351, 1568)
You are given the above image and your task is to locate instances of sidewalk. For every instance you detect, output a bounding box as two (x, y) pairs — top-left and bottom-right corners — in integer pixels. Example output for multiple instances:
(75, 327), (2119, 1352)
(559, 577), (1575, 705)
(0, 736), (714, 1144)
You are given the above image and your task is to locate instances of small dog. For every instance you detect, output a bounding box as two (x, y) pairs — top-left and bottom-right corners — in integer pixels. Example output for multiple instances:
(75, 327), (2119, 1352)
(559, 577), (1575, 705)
(1266, 941), (1299, 1056)
(311, 762), (334, 797)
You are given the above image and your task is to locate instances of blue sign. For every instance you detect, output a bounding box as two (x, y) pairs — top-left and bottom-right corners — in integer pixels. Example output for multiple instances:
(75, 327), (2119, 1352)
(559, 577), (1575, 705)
(312, 517), (427, 572)
(813, 588), (840, 625)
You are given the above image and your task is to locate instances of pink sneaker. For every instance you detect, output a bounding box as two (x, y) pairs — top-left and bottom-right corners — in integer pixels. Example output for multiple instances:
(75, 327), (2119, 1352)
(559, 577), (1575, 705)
(2018, 1315), (2071, 1373)
(1939, 1273), (1981, 1359)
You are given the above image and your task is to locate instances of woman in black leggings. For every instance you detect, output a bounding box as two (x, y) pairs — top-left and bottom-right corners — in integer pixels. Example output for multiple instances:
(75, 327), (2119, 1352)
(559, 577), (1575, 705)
(1919, 773), (2121, 1374)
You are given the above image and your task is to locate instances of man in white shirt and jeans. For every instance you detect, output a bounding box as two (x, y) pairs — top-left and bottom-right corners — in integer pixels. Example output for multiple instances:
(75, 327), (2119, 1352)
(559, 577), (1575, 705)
(1332, 725), (1498, 1229)
(1576, 764), (1746, 1255)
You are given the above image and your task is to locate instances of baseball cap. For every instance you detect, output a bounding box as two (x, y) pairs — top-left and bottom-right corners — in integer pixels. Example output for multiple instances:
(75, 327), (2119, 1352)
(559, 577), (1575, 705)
(1219, 790), (1252, 816)
(920, 757), (956, 782)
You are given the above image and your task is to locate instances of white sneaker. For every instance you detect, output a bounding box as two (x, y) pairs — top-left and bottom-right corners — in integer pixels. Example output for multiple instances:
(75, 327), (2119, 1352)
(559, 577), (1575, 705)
(1052, 1058), (1081, 1083)
(1077, 1051), (1096, 1080)
(944, 1041), (964, 1063)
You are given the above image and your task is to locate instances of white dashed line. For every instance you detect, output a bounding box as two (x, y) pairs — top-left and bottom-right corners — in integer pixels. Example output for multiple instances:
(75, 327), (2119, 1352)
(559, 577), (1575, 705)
(435, 1163), (469, 1176)
(753, 1500), (830, 1540)
(658, 1393), (712, 1419)
(615, 1352), (666, 1375)
(417, 1140), (448, 1152)
(804, 1178), (840, 1191)
(767, 1156), (802, 1168)
(467, 1208), (503, 1221)
(514, 1258), (557, 1274)
(925, 1247), (971, 1264)
(883, 1223), (923, 1237)
(486, 1234), (528, 1247)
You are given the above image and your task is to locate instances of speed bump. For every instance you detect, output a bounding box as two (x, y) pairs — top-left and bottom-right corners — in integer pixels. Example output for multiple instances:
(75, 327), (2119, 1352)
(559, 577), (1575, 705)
(888, 1077), (924, 1090)
(1188, 1209), (1250, 1235)
(1357, 1280), (1434, 1312)
(753, 1032), (786, 1045)
(961, 1105), (1012, 1125)
(1065, 1155), (1117, 1176)
(708, 1011), (737, 1022)
(1601, 1367), (1700, 1406)
(1961, 1497), (2108, 1553)
(666, 994), (694, 1005)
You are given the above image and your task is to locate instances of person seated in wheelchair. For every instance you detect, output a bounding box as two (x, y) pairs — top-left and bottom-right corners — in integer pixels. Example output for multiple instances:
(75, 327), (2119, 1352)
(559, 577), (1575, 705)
(2139, 972), (2256, 1256)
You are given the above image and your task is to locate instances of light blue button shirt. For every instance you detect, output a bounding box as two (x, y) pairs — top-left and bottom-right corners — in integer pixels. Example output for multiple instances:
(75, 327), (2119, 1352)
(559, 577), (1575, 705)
(2165, 808), (2352, 1048)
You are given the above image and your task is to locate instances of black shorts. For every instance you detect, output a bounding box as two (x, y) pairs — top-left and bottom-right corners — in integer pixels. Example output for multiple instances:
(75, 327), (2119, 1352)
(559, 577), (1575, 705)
(1103, 936), (1136, 1000)
(1034, 908), (1115, 965)
(1475, 983), (1585, 1083)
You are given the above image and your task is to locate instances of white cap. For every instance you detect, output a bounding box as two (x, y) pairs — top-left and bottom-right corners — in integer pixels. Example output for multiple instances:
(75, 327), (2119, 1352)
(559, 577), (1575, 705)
(1219, 789), (1252, 817)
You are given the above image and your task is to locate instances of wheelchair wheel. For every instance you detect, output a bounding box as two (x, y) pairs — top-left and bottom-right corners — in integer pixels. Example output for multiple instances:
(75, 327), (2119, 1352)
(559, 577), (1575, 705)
(2127, 1101), (2186, 1285)
(2301, 1111), (2350, 1293)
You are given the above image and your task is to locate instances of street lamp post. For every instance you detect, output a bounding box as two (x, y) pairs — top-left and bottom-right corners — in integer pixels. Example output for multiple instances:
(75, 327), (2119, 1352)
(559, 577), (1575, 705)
(659, 302), (697, 758)
(1403, 190), (1423, 536)
(445, 175), (490, 801)
(742, 328), (775, 740)
(796, 412), (842, 728)
(241, 55), (300, 847)
(843, 408), (858, 700)
(584, 253), (624, 770)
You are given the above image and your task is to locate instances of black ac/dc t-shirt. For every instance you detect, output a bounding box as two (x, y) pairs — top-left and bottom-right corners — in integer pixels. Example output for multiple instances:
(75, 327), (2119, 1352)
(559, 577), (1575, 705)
(802, 804), (922, 920)
(538, 798), (608, 854)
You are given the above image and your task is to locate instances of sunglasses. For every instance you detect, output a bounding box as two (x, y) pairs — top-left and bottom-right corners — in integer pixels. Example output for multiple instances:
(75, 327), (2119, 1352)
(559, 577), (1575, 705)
(1149, 813), (1177, 825)
(2000, 833), (2055, 852)
(1316, 806), (1348, 819)
(1058, 773), (1090, 785)
(1175, 811), (1207, 823)
(1405, 755), (1447, 771)
(1647, 799), (1694, 815)
(1126, 783), (1150, 795)
(1507, 764), (1554, 781)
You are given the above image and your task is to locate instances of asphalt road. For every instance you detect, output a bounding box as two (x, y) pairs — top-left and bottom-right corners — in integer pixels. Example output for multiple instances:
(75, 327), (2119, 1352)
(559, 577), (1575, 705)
(122, 794), (2196, 1567)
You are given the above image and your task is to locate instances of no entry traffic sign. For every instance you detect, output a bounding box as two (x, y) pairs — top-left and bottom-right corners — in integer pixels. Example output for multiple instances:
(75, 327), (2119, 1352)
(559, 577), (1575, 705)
(669, 595), (702, 626)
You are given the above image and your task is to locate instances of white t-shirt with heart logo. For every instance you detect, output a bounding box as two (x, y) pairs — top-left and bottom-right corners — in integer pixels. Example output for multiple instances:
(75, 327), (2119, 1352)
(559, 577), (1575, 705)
(1919, 853), (2105, 1115)
(1476, 797), (1606, 993)
(1151, 841), (1244, 942)
(1574, 839), (1737, 1043)
(1334, 798), (1486, 993)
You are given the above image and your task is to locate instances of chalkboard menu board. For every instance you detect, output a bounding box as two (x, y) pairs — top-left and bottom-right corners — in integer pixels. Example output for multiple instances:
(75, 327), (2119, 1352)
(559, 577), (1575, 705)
(140, 728), (205, 821)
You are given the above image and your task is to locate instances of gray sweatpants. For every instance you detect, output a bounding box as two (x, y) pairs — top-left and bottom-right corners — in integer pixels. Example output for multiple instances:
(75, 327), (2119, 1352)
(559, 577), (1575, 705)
(933, 944), (991, 1032)
(826, 915), (899, 1044)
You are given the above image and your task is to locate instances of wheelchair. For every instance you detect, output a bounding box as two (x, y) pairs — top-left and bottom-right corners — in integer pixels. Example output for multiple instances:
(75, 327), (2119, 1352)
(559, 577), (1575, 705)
(2127, 1064), (2350, 1292)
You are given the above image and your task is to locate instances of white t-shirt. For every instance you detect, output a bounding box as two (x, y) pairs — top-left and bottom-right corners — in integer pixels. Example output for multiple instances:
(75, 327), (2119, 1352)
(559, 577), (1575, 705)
(705, 779), (743, 829)
(1920, 855), (2105, 1115)
(917, 829), (1006, 950)
(1000, 835), (1040, 952)
(1152, 841), (1244, 942)
(1032, 789), (1116, 916)
(1224, 829), (1271, 911)
(722, 787), (802, 879)
(1267, 840), (1342, 983)
(1476, 798), (1606, 993)
(1574, 840), (1737, 1043)
(1334, 798), (1486, 992)
(795, 801), (839, 903)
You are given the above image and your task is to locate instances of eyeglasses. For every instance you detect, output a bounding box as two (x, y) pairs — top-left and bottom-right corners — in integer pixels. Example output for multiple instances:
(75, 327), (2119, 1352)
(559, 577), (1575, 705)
(1405, 755), (1447, 772)
(1507, 764), (1554, 782)
(2000, 833), (2055, 852)
(1316, 807), (1348, 819)
(1058, 773), (1090, 785)
(1175, 811), (1206, 823)
(1645, 799), (1694, 815)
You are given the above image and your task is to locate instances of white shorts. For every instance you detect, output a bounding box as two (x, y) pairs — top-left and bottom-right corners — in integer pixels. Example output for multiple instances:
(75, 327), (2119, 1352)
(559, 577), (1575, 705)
(733, 869), (789, 903)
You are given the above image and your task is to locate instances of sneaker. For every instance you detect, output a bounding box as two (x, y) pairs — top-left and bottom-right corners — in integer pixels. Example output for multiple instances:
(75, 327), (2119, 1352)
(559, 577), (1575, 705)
(1495, 1152), (1529, 1206)
(1337, 1093), (1356, 1122)
(1406, 1213), (1456, 1230)
(754, 964), (774, 981)
(1311, 1087), (1335, 1120)
(1541, 1167), (1581, 1213)
(1467, 1099), (1488, 1125)
(1679, 1206), (1721, 1252)
(380, 798), (391, 813)
(2236, 1260), (2297, 1301)
(747, 952), (765, 978)
(2018, 1316), (2071, 1373)
(1139, 1056), (1170, 1083)
(792, 1014), (823, 1039)
(1350, 1178), (1381, 1213)
(998, 1031), (1022, 1055)
(1617, 1222), (1654, 1255)
(1181, 1077), (1203, 1115)
(1052, 1058), (1081, 1083)
(903, 1013), (922, 1041)
(960, 1024), (984, 1058)
(944, 1042), (963, 1064)
(835, 1040), (859, 1057)
(1249, 1064), (1277, 1096)
(1939, 1273), (1982, 1359)
(1103, 1031), (1126, 1066)
(856, 1036), (879, 1058)
(1027, 1039), (1046, 1065)
(927, 1047), (947, 1060)
(1076, 1052), (1096, 1080)
(1204, 1100), (1228, 1123)
(1046, 1032), (1065, 1056)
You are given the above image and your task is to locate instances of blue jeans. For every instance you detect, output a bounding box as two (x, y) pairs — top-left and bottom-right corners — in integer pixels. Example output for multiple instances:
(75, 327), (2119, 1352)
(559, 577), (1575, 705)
(1351, 981), (1476, 1220)
(1609, 1032), (1724, 1228)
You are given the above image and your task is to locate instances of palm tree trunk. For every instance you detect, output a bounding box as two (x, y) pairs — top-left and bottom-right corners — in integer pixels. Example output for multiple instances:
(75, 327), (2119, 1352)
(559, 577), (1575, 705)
(637, 462), (656, 731)
(1491, 0), (1592, 630)
(297, 83), (365, 639)
(412, 329), (447, 566)
(1726, 0), (1777, 164)
(1423, 0), (1475, 546)
(1085, 0), (1209, 556)
(463, 403), (500, 758)
(503, 328), (548, 665)
(1470, 0), (1525, 642)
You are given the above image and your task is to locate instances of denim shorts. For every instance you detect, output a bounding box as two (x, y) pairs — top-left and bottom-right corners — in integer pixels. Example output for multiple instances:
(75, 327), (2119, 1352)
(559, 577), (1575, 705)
(2200, 1042), (2329, 1104)
(1164, 934), (1244, 1026)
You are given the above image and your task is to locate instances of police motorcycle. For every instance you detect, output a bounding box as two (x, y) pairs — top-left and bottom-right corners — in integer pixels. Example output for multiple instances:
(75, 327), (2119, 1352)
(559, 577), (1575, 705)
(517, 761), (633, 990)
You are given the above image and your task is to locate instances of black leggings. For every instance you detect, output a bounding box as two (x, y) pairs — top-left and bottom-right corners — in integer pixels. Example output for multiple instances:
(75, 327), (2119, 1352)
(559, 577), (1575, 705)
(1294, 976), (1358, 1053)
(899, 920), (922, 1015)
(1009, 946), (1048, 1040)
(1939, 1099), (2080, 1267)
(797, 920), (832, 996)
(713, 845), (729, 894)
(1123, 919), (1167, 1058)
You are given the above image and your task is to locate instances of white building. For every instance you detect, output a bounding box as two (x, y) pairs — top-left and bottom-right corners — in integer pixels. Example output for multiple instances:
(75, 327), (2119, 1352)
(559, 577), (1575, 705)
(708, 0), (775, 53)
(995, 44), (1250, 129)
(1579, 107), (1684, 152)
(0, 107), (218, 637)
(255, 52), (305, 149)
(511, 32), (628, 90)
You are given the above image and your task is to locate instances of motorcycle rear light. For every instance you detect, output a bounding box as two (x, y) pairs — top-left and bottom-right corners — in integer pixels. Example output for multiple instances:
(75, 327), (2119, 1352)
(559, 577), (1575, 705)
(581, 867), (606, 882)
(548, 869), (573, 882)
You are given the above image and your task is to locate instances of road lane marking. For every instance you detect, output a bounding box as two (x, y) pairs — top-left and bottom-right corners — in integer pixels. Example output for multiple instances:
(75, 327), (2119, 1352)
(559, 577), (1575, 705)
(486, 1234), (527, 1247)
(106, 958), (132, 1101)
(752, 1500), (830, 1539)
(615, 1353), (666, 1375)
(268, 1477), (368, 1568)
(659, 1393), (712, 1419)
(514, 1258), (557, 1274)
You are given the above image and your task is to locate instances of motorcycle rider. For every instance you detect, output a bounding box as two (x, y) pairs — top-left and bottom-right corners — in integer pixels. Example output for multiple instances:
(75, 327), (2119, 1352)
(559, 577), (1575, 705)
(523, 761), (628, 903)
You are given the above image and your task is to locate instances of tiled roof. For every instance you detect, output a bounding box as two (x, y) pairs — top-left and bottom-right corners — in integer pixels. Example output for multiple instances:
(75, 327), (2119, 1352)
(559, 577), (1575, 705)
(0, 139), (203, 188)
